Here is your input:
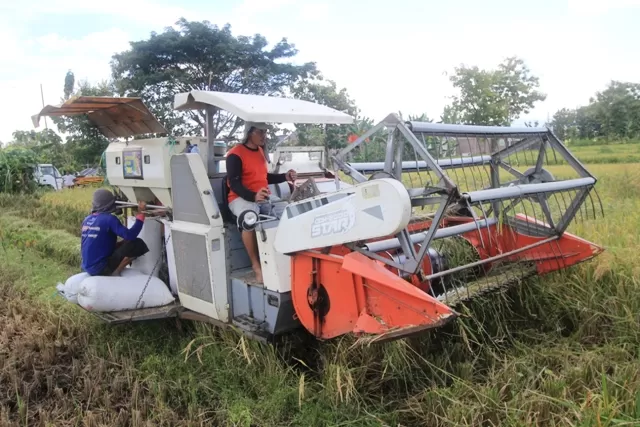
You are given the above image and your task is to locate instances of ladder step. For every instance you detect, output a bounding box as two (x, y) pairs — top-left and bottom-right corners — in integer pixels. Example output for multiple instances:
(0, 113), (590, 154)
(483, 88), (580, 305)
(233, 314), (264, 332)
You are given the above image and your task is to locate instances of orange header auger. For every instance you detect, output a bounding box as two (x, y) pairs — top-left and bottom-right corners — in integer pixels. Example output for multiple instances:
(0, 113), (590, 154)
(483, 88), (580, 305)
(280, 116), (604, 343)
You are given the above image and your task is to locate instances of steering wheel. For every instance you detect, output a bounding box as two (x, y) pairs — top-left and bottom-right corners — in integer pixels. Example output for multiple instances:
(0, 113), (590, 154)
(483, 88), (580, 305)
(273, 181), (295, 200)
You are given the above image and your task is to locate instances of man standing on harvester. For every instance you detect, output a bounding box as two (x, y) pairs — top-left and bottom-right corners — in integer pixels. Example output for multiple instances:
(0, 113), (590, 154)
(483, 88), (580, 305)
(81, 188), (150, 277)
(226, 122), (297, 283)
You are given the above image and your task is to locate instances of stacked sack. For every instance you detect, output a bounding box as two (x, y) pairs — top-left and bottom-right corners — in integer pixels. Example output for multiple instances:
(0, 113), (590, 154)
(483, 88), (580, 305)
(56, 268), (175, 312)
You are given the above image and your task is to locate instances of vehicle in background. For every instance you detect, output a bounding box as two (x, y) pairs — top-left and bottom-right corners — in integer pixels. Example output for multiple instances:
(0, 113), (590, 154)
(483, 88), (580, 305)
(74, 167), (104, 187)
(34, 163), (63, 190)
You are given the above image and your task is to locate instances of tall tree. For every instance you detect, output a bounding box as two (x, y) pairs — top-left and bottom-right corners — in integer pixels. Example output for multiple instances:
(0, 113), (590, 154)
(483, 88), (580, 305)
(110, 18), (317, 138)
(550, 108), (577, 140)
(550, 81), (640, 141)
(442, 56), (546, 126)
(592, 81), (640, 139)
(64, 70), (75, 100)
(345, 116), (378, 162)
(0, 146), (38, 193)
(10, 129), (65, 166)
(575, 104), (601, 139)
(291, 79), (358, 150)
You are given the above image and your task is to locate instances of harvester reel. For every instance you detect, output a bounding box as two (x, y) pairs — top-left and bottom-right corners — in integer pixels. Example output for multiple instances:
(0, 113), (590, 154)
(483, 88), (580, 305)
(515, 167), (556, 207)
(306, 114), (606, 342)
(521, 167), (555, 184)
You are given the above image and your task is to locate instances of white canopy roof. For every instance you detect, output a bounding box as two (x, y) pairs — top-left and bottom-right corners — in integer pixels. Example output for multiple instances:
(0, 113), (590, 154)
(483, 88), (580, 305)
(174, 90), (354, 125)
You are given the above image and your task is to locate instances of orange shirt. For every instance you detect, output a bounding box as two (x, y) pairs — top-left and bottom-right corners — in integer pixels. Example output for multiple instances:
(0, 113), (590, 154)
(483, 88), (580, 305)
(226, 144), (269, 203)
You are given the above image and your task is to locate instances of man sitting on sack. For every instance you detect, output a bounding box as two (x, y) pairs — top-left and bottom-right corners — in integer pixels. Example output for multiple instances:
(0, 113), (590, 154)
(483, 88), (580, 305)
(81, 188), (149, 277)
(226, 122), (297, 283)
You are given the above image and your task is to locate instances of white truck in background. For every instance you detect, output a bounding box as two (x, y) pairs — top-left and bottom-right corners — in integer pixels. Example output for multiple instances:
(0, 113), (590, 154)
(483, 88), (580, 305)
(34, 163), (63, 190)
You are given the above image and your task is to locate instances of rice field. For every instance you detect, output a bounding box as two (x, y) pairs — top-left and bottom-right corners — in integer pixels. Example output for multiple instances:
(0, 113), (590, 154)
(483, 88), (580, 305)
(568, 143), (640, 164)
(1, 159), (639, 426)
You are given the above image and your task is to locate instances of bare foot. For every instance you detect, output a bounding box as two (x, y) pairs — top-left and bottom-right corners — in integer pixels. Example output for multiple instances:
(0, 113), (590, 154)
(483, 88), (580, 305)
(252, 265), (264, 284)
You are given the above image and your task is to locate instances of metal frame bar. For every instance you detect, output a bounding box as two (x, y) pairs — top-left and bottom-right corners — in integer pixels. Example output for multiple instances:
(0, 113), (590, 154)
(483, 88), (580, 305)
(330, 155), (368, 183)
(397, 229), (419, 271)
(333, 118), (460, 273)
(408, 194), (452, 274)
(556, 187), (592, 233)
(330, 117), (598, 280)
(395, 122), (455, 191)
(407, 121), (549, 136)
(205, 105), (222, 174)
(535, 137), (548, 173)
(499, 162), (525, 179)
(393, 133), (405, 180)
(384, 129), (396, 175)
(336, 121), (386, 158)
(347, 155), (492, 173)
(463, 177), (595, 203)
(546, 130), (593, 178)
(116, 201), (169, 210)
(363, 218), (498, 252)
(425, 235), (559, 281)
(493, 135), (541, 160)
(537, 193), (556, 230)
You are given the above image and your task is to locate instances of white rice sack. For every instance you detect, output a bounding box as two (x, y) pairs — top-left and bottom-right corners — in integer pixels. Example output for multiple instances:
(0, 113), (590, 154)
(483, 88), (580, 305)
(126, 216), (163, 278)
(57, 272), (90, 304)
(77, 270), (175, 312)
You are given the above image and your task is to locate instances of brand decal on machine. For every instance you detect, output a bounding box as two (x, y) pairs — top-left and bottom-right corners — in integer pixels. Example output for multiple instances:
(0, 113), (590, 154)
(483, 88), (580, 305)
(311, 209), (355, 238)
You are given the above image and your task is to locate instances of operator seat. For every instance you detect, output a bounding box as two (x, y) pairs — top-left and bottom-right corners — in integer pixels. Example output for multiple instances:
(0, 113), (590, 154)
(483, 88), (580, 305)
(212, 175), (236, 224)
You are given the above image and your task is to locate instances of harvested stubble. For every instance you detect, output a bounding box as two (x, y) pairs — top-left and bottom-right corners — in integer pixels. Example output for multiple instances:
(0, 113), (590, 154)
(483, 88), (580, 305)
(0, 215), (81, 266)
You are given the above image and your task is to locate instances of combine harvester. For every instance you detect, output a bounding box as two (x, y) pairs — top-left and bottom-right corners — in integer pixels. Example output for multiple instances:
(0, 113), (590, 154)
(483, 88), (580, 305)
(33, 91), (604, 344)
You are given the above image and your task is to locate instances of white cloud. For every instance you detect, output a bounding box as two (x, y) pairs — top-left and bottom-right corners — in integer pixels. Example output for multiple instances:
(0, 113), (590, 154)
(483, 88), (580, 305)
(0, 28), (131, 142)
(293, 13), (640, 125)
(1, 0), (639, 144)
(298, 3), (330, 21)
(232, 0), (296, 15)
(568, 0), (640, 17)
(35, 29), (130, 56)
(2, 0), (195, 27)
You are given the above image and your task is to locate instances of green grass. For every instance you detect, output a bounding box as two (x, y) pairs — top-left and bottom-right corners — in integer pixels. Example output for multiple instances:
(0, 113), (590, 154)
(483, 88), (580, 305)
(568, 143), (640, 164)
(513, 143), (640, 165)
(1, 161), (640, 426)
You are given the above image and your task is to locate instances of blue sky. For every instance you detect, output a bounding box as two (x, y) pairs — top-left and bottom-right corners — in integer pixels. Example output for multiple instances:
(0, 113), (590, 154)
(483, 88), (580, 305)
(2, 0), (639, 142)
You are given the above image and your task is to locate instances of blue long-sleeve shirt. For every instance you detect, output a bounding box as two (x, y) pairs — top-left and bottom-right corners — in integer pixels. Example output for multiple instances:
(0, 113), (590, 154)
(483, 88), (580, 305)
(81, 212), (145, 275)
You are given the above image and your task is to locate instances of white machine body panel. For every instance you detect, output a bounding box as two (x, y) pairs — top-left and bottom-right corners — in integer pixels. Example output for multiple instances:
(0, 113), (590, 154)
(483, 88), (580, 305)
(256, 223), (292, 293)
(105, 136), (211, 208)
(169, 220), (228, 321)
(160, 219), (179, 295)
(274, 178), (412, 254)
(168, 153), (228, 322)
